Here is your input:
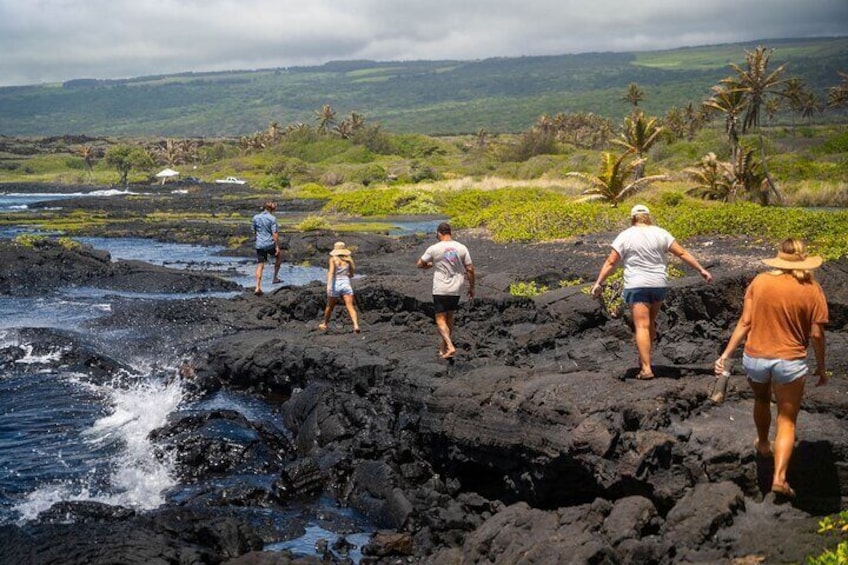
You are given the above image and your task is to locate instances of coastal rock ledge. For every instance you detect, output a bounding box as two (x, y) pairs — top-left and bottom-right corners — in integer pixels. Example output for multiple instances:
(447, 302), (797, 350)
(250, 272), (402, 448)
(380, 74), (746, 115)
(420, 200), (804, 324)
(1, 233), (846, 564)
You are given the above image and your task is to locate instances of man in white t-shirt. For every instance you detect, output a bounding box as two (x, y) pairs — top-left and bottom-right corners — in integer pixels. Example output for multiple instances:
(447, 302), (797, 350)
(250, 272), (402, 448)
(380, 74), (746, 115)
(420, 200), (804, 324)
(591, 204), (712, 379)
(417, 223), (475, 359)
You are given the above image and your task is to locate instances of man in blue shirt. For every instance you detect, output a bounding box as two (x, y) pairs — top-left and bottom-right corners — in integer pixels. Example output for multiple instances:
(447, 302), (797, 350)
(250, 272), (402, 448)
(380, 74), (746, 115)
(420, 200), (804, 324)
(252, 201), (281, 295)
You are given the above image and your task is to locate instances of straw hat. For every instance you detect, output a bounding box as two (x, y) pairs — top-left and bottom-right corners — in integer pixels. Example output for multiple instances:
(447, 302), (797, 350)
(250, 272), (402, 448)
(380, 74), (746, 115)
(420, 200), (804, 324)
(762, 250), (822, 270)
(329, 241), (351, 256)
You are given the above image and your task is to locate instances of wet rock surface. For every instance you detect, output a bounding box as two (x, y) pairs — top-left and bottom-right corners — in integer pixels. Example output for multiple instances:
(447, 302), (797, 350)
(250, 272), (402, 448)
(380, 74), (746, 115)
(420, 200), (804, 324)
(1, 191), (846, 563)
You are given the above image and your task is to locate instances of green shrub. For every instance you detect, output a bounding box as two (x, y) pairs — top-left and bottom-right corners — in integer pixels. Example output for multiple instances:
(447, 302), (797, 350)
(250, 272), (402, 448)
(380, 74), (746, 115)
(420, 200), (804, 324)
(14, 234), (47, 248)
(817, 130), (848, 154)
(57, 236), (82, 251)
(347, 163), (387, 186)
(324, 187), (404, 216)
(442, 185), (848, 259)
(297, 215), (331, 231)
(806, 510), (848, 565)
(510, 280), (549, 297)
(387, 134), (451, 159)
(295, 182), (333, 199)
(659, 190), (684, 207)
(581, 269), (624, 317)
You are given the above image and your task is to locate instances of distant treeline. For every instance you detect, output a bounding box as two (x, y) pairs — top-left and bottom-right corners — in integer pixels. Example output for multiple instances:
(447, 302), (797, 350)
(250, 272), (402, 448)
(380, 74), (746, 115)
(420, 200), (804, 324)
(0, 36), (846, 137)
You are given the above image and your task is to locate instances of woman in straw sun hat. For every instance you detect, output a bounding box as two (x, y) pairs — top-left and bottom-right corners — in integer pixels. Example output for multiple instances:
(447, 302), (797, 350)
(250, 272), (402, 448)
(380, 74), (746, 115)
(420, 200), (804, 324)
(319, 241), (360, 333)
(715, 238), (828, 501)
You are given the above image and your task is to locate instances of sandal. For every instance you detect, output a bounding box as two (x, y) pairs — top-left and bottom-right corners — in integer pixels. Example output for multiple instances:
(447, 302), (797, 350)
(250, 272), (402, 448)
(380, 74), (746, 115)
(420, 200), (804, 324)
(318, 323), (328, 331)
(636, 371), (655, 380)
(771, 483), (796, 500)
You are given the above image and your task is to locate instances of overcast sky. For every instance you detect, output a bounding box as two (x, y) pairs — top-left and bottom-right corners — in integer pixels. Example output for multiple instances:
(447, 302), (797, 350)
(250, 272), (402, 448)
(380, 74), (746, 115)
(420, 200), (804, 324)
(1, 0), (846, 87)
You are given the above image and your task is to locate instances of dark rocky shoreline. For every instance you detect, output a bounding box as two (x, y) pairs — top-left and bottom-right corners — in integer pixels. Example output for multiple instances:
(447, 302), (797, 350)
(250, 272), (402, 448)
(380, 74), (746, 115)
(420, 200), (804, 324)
(0, 185), (846, 564)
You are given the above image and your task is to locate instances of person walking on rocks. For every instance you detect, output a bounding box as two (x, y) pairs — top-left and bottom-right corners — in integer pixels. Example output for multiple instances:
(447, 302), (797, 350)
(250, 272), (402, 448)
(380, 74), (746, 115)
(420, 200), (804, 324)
(417, 223), (475, 359)
(591, 204), (712, 379)
(252, 200), (282, 296)
(714, 238), (828, 500)
(319, 241), (360, 333)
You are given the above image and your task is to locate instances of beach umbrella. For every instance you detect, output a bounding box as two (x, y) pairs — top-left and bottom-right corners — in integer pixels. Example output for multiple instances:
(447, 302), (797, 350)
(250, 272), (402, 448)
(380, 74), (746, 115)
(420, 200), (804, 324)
(155, 168), (180, 184)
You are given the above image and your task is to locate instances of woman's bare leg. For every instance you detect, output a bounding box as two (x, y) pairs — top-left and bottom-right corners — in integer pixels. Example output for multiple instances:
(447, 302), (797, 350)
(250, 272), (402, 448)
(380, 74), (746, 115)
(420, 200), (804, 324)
(343, 295), (359, 331)
(320, 297), (337, 329)
(771, 376), (806, 491)
(631, 302), (653, 375)
(748, 380), (773, 457)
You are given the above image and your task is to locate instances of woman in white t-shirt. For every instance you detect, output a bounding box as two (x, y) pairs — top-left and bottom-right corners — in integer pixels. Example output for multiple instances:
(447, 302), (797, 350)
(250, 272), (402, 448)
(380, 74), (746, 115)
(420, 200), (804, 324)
(591, 204), (712, 379)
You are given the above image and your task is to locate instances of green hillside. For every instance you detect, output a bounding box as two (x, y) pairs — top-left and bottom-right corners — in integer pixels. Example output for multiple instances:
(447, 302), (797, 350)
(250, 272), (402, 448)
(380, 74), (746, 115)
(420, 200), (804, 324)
(0, 37), (846, 137)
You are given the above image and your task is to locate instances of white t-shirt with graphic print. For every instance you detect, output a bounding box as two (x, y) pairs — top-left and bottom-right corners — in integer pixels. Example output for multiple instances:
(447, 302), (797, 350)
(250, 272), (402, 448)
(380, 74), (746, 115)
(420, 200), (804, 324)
(420, 240), (472, 296)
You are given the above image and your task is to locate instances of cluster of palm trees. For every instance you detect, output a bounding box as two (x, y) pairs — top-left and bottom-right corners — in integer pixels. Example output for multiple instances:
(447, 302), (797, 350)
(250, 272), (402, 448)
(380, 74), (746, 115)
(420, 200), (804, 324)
(236, 105), (369, 153)
(532, 112), (615, 150)
(150, 138), (201, 167)
(570, 46), (847, 207)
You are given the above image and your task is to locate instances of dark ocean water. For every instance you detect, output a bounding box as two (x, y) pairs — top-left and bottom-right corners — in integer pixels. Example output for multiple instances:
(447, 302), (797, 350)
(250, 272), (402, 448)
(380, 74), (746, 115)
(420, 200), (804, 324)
(0, 189), (439, 561)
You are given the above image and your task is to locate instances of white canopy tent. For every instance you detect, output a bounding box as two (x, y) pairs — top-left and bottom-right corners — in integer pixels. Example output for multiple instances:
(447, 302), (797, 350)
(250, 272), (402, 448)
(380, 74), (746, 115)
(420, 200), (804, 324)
(155, 168), (180, 184)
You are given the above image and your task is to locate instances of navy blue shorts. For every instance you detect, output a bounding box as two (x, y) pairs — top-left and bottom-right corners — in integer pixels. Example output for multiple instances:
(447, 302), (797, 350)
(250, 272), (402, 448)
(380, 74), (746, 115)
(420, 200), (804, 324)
(623, 287), (667, 305)
(433, 294), (460, 314)
(256, 246), (278, 263)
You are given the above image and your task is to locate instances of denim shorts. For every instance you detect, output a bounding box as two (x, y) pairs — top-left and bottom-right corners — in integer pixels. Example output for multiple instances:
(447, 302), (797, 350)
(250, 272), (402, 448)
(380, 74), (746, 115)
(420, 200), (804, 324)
(623, 287), (667, 305)
(743, 354), (808, 385)
(329, 279), (354, 298)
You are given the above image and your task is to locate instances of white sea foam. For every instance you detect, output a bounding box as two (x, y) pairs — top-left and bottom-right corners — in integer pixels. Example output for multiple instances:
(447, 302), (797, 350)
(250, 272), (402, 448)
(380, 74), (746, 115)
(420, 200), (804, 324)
(4, 190), (138, 197)
(13, 374), (184, 522)
(13, 344), (67, 365)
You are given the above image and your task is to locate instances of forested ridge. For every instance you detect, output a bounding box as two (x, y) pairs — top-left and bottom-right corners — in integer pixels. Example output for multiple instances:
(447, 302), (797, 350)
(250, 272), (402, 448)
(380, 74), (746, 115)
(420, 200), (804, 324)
(1, 36), (846, 137)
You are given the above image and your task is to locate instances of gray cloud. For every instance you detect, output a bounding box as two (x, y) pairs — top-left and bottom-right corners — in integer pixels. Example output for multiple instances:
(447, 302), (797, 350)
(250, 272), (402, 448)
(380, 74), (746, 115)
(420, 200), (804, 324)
(1, 0), (846, 86)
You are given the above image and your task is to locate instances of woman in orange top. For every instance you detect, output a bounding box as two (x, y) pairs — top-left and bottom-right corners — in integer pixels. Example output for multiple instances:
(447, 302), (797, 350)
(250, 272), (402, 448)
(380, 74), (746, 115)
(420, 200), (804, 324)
(715, 239), (828, 500)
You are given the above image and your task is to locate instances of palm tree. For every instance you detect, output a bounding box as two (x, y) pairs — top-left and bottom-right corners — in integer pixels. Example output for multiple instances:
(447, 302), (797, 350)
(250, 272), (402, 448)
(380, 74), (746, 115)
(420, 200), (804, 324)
(475, 128), (490, 148)
(157, 139), (181, 166)
(683, 102), (706, 140)
(178, 139), (200, 165)
(534, 113), (556, 135)
(781, 78), (806, 110)
(726, 46), (787, 204)
(765, 98), (781, 125)
(685, 153), (735, 202)
(333, 120), (353, 139)
(728, 46), (787, 133)
(780, 77), (806, 131)
(567, 151), (667, 207)
(315, 104), (337, 134)
(611, 110), (663, 179)
(826, 71), (848, 109)
(662, 107), (686, 140)
(285, 122), (311, 134)
(622, 82), (645, 108)
(348, 112), (365, 132)
(702, 84), (746, 163)
(798, 91), (820, 124)
(78, 145), (95, 176)
(266, 121), (281, 143)
(729, 146), (769, 205)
